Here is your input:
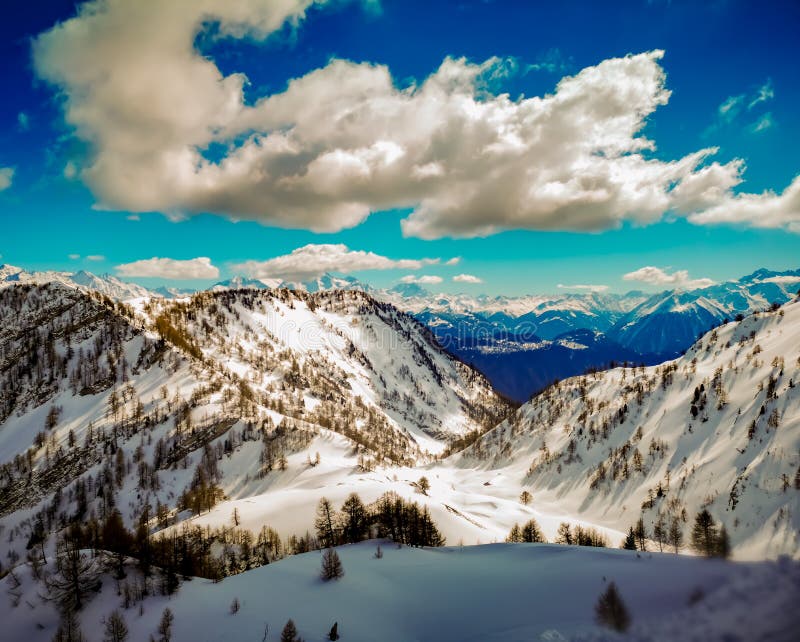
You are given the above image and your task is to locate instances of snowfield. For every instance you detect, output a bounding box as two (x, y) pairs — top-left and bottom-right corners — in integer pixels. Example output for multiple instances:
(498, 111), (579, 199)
(2, 541), (798, 642)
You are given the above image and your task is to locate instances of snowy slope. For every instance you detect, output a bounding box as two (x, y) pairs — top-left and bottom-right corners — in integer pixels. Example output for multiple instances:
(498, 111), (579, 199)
(453, 297), (800, 559)
(2, 541), (798, 642)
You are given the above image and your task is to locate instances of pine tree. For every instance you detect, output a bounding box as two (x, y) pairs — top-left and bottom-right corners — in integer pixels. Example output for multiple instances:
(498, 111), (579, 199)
(520, 518), (546, 543)
(691, 509), (718, 557)
(328, 622), (339, 641)
(668, 517), (684, 554)
(157, 608), (174, 642)
(556, 522), (573, 545)
(340, 493), (369, 544)
(47, 533), (101, 613)
(320, 548), (344, 581)
(315, 498), (338, 549)
(103, 610), (128, 642)
(634, 516), (648, 551)
(506, 523), (523, 543)
(622, 527), (637, 550)
(653, 513), (666, 552)
(280, 619), (301, 642)
(519, 490), (532, 505)
(595, 582), (631, 632)
(52, 608), (86, 642)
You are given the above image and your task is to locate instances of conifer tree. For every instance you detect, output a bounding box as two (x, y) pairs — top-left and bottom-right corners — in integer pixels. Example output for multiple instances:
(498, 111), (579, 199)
(595, 582), (631, 632)
(280, 619), (302, 642)
(320, 548), (344, 581)
(103, 610), (128, 642)
(622, 527), (637, 551)
(157, 608), (174, 642)
(315, 498), (338, 549)
(691, 509), (719, 557)
(668, 517), (684, 554)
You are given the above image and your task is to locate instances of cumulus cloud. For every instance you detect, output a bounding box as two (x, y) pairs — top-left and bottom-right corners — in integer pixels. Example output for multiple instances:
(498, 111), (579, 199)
(33, 2), (796, 237)
(452, 273), (483, 284)
(688, 175), (800, 233)
(0, 167), (14, 192)
(557, 283), (609, 292)
(623, 266), (715, 290)
(400, 274), (443, 285)
(231, 243), (440, 281)
(86, 254), (105, 261)
(68, 253), (81, 260)
(116, 256), (219, 280)
(445, 257), (461, 266)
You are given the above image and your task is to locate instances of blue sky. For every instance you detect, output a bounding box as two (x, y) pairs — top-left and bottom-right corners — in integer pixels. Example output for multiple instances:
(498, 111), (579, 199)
(1, 0), (798, 295)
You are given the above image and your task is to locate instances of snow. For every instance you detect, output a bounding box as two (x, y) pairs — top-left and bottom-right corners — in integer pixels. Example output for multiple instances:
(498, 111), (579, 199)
(2, 542), (798, 642)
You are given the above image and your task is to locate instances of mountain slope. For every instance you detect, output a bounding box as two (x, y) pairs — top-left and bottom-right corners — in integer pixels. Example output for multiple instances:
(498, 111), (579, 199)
(452, 297), (800, 558)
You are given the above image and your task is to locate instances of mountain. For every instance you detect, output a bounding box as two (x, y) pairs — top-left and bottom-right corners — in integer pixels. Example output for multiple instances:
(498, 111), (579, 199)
(0, 263), (154, 300)
(0, 283), (508, 538)
(452, 295), (800, 559)
(608, 268), (800, 356)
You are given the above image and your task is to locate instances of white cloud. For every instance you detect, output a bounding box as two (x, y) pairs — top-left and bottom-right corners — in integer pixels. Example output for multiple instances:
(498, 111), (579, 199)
(748, 79), (774, 110)
(126, 214), (140, 221)
(687, 175), (800, 233)
(231, 244), (440, 281)
(557, 283), (609, 293)
(748, 112), (774, 134)
(622, 266), (715, 290)
(445, 257), (461, 266)
(33, 3), (795, 237)
(400, 274), (443, 285)
(17, 112), (29, 131)
(452, 273), (483, 284)
(0, 167), (14, 191)
(68, 253), (81, 260)
(86, 254), (105, 261)
(116, 257), (219, 280)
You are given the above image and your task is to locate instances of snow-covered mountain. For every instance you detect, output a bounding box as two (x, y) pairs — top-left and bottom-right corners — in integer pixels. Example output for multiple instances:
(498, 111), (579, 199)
(0, 283), (508, 551)
(608, 268), (800, 356)
(453, 296), (800, 559)
(0, 263), (154, 300)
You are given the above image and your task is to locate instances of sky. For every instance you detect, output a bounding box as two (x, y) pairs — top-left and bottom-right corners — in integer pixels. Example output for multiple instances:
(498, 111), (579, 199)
(0, 0), (798, 295)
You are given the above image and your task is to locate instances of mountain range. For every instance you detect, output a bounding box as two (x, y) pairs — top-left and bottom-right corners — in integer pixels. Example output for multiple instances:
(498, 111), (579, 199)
(2, 263), (799, 402)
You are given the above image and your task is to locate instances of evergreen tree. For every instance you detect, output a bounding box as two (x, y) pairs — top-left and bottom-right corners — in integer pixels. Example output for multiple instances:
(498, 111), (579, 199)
(340, 493), (369, 544)
(280, 619), (302, 642)
(595, 582), (631, 632)
(47, 533), (101, 613)
(101, 509), (132, 579)
(653, 513), (666, 552)
(327, 622), (339, 641)
(157, 608), (174, 642)
(622, 527), (637, 551)
(52, 609), (86, 642)
(417, 476), (430, 495)
(668, 516), (684, 553)
(506, 523), (523, 543)
(691, 509), (719, 557)
(520, 518), (546, 543)
(103, 610), (128, 642)
(634, 516), (648, 551)
(556, 522), (573, 545)
(314, 498), (338, 549)
(320, 548), (344, 581)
